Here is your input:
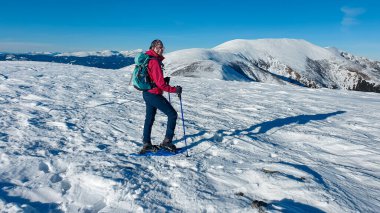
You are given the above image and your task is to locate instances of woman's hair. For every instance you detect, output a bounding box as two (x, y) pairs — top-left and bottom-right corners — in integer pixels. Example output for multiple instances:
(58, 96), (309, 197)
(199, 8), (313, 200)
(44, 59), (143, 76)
(149, 39), (163, 50)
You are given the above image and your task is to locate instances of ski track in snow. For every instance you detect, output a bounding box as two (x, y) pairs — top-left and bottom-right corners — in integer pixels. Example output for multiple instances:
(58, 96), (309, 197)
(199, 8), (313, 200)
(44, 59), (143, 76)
(0, 61), (379, 212)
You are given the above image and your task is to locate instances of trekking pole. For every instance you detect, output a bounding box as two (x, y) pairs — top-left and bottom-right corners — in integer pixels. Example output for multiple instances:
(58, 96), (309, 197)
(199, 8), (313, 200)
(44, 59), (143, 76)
(179, 94), (190, 157)
(169, 92), (180, 143)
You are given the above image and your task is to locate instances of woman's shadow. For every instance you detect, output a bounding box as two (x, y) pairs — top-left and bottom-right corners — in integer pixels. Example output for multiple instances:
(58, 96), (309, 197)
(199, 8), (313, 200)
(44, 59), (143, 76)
(234, 110), (346, 136)
(177, 111), (346, 151)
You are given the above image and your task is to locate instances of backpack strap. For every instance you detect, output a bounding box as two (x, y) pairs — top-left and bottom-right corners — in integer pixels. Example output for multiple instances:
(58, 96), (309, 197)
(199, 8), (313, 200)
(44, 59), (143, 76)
(143, 56), (158, 89)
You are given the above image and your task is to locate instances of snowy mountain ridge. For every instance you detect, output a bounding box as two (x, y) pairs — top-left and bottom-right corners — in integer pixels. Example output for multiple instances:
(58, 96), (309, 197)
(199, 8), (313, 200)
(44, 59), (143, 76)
(164, 39), (380, 92)
(56, 49), (143, 57)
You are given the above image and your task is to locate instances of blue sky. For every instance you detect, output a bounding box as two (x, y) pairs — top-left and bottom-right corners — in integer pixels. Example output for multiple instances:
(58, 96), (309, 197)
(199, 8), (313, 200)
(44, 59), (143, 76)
(0, 0), (379, 60)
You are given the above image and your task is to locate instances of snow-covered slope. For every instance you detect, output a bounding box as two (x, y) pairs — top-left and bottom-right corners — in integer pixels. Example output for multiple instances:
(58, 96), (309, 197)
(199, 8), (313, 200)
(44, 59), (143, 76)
(1, 61), (380, 212)
(164, 39), (380, 92)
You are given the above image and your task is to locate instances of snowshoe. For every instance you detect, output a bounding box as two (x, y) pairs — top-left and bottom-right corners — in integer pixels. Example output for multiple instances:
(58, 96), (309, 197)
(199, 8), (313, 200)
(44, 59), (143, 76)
(160, 138), (177, 153)
(138, 144), (159, 155)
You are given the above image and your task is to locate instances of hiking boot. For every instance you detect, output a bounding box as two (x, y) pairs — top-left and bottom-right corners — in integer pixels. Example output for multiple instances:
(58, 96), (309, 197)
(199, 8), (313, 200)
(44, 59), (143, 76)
(139, 143), (159, 154)
(160, 137), (176, 152)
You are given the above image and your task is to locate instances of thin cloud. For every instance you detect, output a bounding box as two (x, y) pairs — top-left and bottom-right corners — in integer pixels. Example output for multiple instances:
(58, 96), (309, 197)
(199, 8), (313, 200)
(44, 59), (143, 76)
(341, 7), (366, 26)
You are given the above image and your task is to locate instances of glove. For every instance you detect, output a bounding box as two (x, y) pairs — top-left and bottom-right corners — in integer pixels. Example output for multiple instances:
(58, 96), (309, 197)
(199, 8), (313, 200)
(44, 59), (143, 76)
(164, 77), (170, 84)
(175, 86), (182, 95)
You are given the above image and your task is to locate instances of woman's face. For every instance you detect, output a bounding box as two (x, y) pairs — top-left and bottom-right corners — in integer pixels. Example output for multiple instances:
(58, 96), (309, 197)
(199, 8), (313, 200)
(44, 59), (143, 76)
(153, 44), (165, 56)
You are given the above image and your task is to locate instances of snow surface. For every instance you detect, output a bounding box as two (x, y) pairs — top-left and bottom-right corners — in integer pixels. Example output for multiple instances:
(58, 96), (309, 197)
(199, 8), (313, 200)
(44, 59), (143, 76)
(0, 61), (380, 212)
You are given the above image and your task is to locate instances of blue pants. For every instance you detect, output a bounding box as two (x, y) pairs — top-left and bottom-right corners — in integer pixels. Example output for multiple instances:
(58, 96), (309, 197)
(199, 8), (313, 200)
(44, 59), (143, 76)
(143, 91), (177, 143)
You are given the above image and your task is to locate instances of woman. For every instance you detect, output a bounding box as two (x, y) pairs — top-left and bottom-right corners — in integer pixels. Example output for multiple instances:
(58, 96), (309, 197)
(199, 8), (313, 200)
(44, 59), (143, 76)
(139, 39), (182, 154)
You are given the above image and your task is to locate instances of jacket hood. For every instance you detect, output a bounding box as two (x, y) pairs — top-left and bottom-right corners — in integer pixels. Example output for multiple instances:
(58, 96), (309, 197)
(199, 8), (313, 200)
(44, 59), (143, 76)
(145, 49), (165, 61)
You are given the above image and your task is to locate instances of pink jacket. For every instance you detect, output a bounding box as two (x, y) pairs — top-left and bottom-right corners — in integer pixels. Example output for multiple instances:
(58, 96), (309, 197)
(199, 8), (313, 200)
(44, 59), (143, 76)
(145, 50), (177, 95)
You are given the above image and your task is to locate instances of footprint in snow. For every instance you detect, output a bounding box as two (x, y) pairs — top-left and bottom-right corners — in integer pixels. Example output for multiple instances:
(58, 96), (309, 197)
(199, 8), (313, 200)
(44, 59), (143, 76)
(61, 180), (71, 195)
(97, 144), (110, 150)
(39, 162), (50, 173)
(50, 174), (63, 183)
(0, 132), (9, 142)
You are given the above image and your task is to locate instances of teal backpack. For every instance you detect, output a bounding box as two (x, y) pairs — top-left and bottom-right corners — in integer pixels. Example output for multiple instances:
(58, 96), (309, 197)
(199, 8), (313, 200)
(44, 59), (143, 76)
(131, 52), (156, 91)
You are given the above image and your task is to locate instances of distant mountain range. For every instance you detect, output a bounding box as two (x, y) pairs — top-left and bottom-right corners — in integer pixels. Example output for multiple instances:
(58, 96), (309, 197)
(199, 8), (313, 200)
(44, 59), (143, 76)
(1, 39), (379, 92)
(164, 39), (380, 93)
(0, 50), (141, 69)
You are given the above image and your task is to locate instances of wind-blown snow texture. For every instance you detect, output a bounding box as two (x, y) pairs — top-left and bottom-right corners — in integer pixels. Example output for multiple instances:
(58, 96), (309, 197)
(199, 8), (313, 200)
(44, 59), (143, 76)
(0, 61), (380, 212)
(165, 39), (380, 92)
